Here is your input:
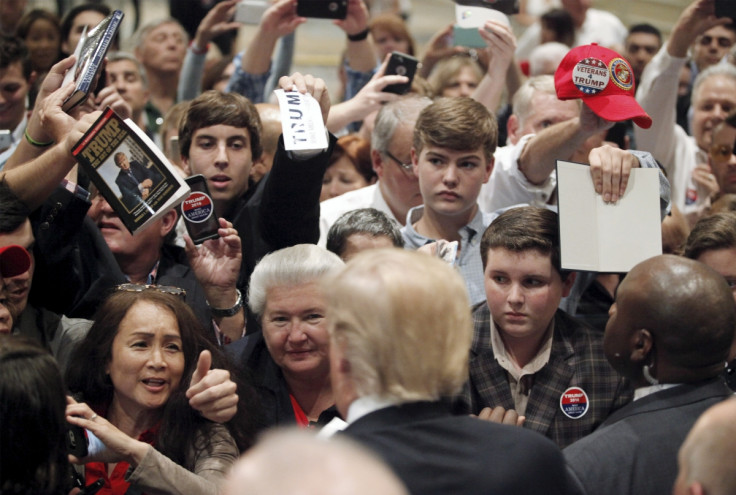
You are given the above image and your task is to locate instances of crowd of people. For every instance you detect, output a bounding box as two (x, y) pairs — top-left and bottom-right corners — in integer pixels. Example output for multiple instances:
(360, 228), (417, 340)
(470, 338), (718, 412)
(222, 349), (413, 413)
(1, 0), (736, 494)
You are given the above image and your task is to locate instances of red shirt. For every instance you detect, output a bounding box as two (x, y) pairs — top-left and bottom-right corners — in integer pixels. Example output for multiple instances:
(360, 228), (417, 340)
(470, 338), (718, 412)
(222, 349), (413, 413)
(84, 428), (157, 494)
(289, 394), (310, 428)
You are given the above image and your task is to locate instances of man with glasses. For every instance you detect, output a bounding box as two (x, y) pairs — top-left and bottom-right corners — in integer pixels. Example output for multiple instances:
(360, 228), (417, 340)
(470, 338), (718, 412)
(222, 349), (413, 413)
(635, 0), (736, 227)
(319, 95), (431, 245)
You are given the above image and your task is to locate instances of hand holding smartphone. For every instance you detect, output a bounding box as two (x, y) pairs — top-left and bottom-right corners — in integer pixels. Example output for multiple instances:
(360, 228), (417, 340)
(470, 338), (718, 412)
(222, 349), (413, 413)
(382, 51), (419, 95)
(181, 175), (221, 244)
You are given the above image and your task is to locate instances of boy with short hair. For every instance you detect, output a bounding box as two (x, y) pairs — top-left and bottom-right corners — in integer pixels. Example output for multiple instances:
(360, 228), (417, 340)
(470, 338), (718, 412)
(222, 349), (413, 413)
(465, 206), (631, 448)
(401, 97), (496, 305)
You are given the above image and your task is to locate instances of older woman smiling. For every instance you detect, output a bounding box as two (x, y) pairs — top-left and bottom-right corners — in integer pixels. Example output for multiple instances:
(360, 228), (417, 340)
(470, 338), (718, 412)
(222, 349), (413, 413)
(228, 244), (343, 428)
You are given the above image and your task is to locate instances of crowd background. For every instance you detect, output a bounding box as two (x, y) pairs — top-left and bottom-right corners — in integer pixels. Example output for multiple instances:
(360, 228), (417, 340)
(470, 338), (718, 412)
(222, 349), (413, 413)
(24, 0), (687, 99)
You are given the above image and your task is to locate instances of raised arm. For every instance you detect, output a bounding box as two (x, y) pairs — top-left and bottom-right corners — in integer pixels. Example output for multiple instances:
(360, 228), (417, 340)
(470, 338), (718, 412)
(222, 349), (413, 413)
(472, 20), (519, 114)
(518, 103), (613, 185)
(241, 0), (305, 76)
(327, 55), (406, 133)
(228, 0), (306, 102)
(257, 72), (336, 251)
(336, 0), (376, 72)
(179, 0), (241, 101)
(1, 81), (101, 210)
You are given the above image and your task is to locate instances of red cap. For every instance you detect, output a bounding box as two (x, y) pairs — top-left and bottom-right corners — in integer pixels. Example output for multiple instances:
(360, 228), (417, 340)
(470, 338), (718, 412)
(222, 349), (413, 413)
(554, 43), (652, 129)
(0, 245), (31, 278)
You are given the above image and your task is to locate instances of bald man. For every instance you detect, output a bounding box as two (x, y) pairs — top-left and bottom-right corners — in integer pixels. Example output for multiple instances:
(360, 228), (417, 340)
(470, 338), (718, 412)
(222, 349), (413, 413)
(224, 429), (408, 495)
(674, 398), (736, 495)
(563, 255), (735, 495)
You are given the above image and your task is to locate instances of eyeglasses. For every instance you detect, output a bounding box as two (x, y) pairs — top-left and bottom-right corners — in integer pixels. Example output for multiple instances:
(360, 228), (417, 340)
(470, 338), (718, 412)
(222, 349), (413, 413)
(382, 150), (414, 174)
(115, 283), (187, 300)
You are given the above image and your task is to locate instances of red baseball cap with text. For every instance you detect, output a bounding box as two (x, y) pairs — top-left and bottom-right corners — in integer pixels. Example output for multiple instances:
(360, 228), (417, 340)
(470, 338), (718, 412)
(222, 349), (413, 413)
(0, 245), (31, 278)
(554, 43), (652, 129)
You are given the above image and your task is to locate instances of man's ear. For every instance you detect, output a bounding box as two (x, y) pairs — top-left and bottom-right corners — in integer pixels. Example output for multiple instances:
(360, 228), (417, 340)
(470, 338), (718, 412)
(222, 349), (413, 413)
(482, 157), (495, 184)
(631, 329), (654, 363)
(561, 271), (577, 297)
(506, 114), (520, 146)
(159, 209), (178, 237)
(372, 148), (384, 178)
(411, 147), (419, 175)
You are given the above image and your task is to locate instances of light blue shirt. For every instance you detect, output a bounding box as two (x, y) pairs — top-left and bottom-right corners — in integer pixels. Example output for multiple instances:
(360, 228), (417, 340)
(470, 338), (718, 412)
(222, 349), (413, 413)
(401, 205), (498, 306)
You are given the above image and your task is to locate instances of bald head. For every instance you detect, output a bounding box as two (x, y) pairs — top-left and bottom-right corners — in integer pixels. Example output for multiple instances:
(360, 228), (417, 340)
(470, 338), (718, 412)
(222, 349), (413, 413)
(605, 255), (735, 383)
(674, 398), (736, 495)
(632, 255), (733, 366)
(225, 429), (408, 495)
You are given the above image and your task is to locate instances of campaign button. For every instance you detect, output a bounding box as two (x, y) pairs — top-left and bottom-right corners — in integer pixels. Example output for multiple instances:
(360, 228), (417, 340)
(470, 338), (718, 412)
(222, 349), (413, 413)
(181, 191), (214, 223)
(560, 386), (589, 419)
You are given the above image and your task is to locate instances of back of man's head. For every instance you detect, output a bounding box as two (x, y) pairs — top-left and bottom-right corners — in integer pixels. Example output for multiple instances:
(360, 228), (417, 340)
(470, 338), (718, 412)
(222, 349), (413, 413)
(178, 90), (262, 161)
(675, 398), (736, 495)
(326, 208), (404, 259)
(225, 429), (408, 495)
(324, 249), (472, 402)
(624, 255), (735, 374)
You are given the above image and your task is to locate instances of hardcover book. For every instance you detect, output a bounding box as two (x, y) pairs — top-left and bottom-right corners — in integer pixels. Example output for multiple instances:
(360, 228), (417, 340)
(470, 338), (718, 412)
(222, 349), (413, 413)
(62, 9), (124, 112)
(72, 107), (190, 234)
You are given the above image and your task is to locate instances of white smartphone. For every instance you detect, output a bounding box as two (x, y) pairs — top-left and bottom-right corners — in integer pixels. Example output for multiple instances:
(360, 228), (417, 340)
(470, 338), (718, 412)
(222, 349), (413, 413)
(235, 0), (269, 24)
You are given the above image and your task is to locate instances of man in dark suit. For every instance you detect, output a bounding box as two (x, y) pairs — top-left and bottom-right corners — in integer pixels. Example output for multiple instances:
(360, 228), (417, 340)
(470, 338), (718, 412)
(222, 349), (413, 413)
(113, 151), (156, 210)
(325, 249), (573, 495)
(461, 207), (631, 448)
(563, 255), (735, 495)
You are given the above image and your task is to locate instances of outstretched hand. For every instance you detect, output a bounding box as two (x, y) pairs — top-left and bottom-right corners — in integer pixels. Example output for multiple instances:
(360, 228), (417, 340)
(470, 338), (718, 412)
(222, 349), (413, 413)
(194, 0), (241, 47)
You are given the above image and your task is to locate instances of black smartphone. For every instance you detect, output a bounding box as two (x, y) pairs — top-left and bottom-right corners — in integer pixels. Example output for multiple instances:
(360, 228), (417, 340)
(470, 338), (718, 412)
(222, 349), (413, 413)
(66, 423), (88, 458)
(715, 0), (736, 22)
(454, 0), (520, 15)
(181, 175), (220, 244)
(383, 51), (419, 95)
(296, 0), (348, 19)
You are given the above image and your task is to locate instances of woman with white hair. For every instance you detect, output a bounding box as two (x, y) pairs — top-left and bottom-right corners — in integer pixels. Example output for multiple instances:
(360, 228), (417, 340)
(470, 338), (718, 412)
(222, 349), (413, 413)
(227, 244), (344, 429)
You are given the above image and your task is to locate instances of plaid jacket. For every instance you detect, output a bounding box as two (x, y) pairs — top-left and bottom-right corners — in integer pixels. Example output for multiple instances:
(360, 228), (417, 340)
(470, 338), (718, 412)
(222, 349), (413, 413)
(465, 304), (632, 449)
